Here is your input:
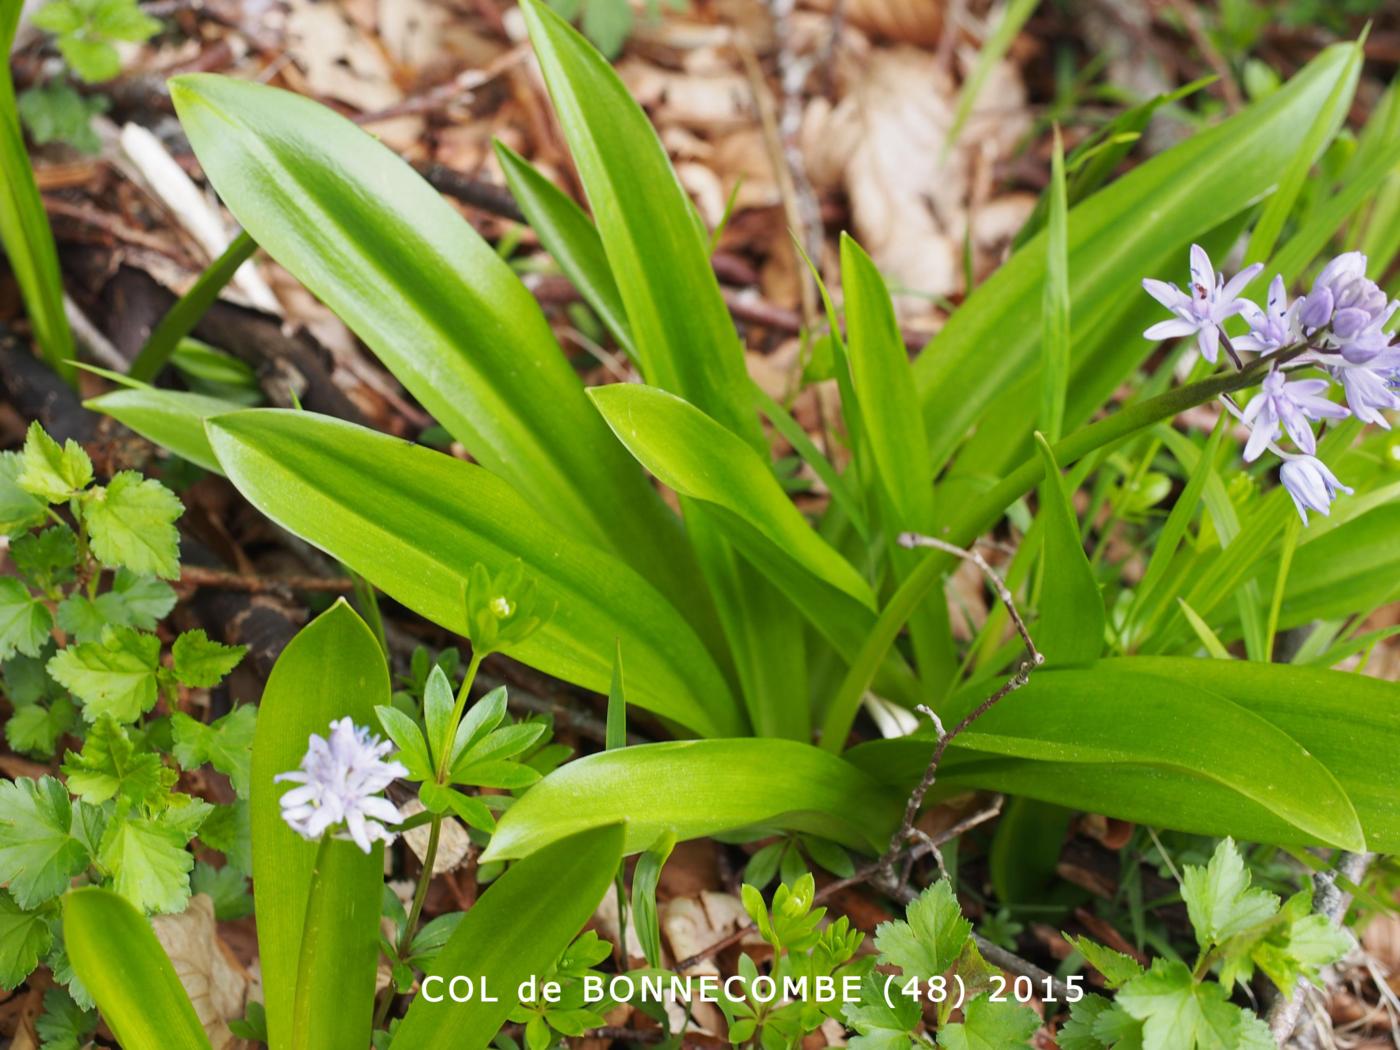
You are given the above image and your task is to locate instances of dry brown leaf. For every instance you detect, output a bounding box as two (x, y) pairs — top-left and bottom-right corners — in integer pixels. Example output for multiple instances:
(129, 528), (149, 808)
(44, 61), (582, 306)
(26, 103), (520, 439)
(845, 0), (943, 46)
(151, 894), (251, 1050)
(802, 45), (1028, 313)
(399, 799), (473, 874)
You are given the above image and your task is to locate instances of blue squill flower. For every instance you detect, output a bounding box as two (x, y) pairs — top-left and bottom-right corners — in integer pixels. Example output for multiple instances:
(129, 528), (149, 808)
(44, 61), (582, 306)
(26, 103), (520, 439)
(277, 718), (407, 853)
(1279, 456), (1352, 525)
(1332, 362), (1400, 428)
(1300, 251), (1389, 336)
(1239, 370), (1347, 461)
(1236, 276), (1302, 355)
(1143, 245), (1261, 363)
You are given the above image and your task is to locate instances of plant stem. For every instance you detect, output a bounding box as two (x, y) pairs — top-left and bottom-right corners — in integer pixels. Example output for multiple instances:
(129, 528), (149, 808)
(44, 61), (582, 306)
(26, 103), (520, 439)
(376, 648), (486, 1029)
(818, 346), (1302, 750)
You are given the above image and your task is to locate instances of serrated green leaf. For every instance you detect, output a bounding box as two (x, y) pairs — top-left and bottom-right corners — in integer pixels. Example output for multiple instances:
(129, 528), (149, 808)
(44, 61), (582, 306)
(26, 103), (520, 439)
(62, 715), (172, 808)
(1066, 935), (1144, 989)
(5, 697), (76, 758)
(82, 471), (183, 578)
(1116, 959), (1259, 1050)
(844, 973), (920, 1050)
(0, 452), (48, 535)
(18, 423), (92, 502)
(170, 705), (257, 798)
(875, 880), (971, 984)
(170, 629), (245, 687)
(10, 525), (78, 585)
(97, 815), (194, 914)
(108, 570), (177, 627)
(1181, 839), (1280, 952)
(0, 776), (91, 908)
(0, 578), (53, 660)
(54, 592), (128, 644)
(1058, 994), (1114, 1050)
(936, 994), (1040, 1049)
(47, 627), (161, 723)
(35, 984), (97, 1050)
(0, 890), (53, 989)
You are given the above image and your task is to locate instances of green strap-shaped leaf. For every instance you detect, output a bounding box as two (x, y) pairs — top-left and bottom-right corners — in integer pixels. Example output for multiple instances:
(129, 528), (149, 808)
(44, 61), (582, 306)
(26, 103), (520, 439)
(482, 739), (904, 862)
(914, 43), (1358, 474)
(207, 409), (741, 738)
(251, 601), (387, 1049)
(390, 824), (624, 1049)
(62, 887), (212, 1050)
(167, 74), (698, 616)
(1033, 435), (1104, 664)
(1, 17), (76, 385)
(493, 140), (635, 358)
(848, 658), (1369, 852)
(86, 387), (241, 474)
(589, 383), (875, 608)
(841, 234), (956, 695)
(518, 0), (759, 448)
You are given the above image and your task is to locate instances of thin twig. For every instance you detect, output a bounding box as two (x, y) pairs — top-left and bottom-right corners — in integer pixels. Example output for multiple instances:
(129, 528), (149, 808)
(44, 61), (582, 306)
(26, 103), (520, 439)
(178, 564), (355, 595)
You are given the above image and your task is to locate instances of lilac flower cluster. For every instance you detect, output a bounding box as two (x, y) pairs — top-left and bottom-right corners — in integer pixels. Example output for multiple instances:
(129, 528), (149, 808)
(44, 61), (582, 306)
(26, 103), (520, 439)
(277, 717), (407, 853)
(1144, 246), (1399, 523)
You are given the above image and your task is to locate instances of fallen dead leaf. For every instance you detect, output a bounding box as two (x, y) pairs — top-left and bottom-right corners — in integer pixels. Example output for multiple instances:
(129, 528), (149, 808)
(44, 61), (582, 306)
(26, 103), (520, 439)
(399, 799), (473, 874)
(844, 0), (943, 46)
(151, 894), (251, 1050)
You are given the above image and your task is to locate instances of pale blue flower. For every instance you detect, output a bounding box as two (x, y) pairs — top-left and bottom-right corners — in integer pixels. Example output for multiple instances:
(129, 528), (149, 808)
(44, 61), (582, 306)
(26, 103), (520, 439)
(1239, 370), (1347, 461)
(1337, 299), (1398, 366)
(1143, 245), (1262, 363)
(1279, 455), (1352, 525)
(1332, 362), (1400, 428)
(1236, 276), (1302, 355)
(277, 718), (407, 853)
(1300, 251), (1389, 336)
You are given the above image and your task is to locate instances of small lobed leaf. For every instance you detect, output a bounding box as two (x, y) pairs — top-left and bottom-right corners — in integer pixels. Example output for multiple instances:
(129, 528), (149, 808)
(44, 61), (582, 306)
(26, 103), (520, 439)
(0, 451), (48, 535)
(0, 578), (54, 661)
(47, 627), (162, 723)
(97, 815), (196, 914)
(62, 715), (172, 808)
(170, 629), (245, 687)
(170, 705), (257, 798)
(936, 994), (1040, 1049)
(1065, 934), (1144, 989)
(82, 471), (183, 578)
(0, 776), (92, 909)
(874, 880), (972, 985)
(18, 423), (92, 502)
(0, 890), (54, 990)
(1180, 838), (1280, 953)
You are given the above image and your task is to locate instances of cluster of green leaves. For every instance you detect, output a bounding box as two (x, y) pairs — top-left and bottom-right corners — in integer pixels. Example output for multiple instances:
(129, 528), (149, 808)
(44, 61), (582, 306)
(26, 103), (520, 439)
(1062, 839), (1351, 1049)
(0, 425), (248, 1041)
(19, 0), (161, 153)
(88, 1), (1400, 883)
(843, 880), (1040, 1049)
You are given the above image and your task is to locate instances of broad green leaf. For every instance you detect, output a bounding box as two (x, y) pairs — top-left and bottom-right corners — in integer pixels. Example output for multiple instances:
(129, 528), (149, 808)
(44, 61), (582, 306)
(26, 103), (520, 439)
(848, 659), (1368, 851)
(62, 887), (211, 1049)
(168, 74), (699, 615)
(483, 739), (903, 862)
(47, 626), (161, 723)
(589, 383), (874, 608)
(206, 409), (741, 738)
(631, 831), (675, 968)
(291, 838), (381, 1050)
(0, 37), (76, 384)
(494, 140), (634, 356)
(1033, 436), (1104, 664)
(0, 776), (91, 908)
(250, 602), (387, 1049)
(1117, 959), (1268, 1050)
(171, 629), (245, 687)
(390, 824), (624, 1049)
(0, 890), (52, 990)
(914, 44), (1359, 474)
(874, 880), (970, 984)
(0, 578), (53, 660)
(85, 387), (238, 474)
(82, 472), (183, 579)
